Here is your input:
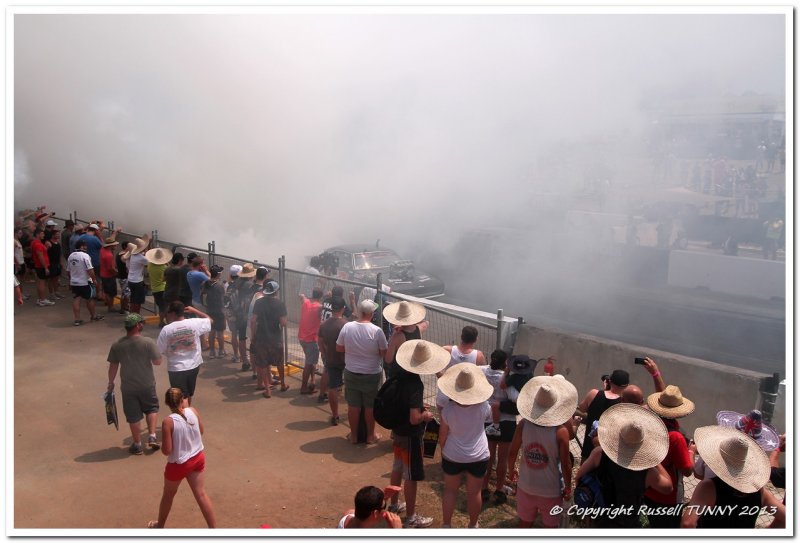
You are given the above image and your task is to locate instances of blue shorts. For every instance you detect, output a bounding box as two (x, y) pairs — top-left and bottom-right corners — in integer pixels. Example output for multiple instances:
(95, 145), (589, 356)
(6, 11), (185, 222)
(326, 366), (344, 389)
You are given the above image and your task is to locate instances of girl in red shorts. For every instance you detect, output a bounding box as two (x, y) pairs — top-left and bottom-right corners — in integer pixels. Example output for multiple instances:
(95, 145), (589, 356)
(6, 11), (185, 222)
(148, 388), (216, 528)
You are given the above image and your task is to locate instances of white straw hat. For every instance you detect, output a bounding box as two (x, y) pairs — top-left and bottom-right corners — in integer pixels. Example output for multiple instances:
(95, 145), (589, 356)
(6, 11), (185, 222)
(395, 340), (450, 376)
(129, 233), (152, 255)
(694, 425), (771, 493)
(144, 247), (173, 265)
(517, 375), (578, 427)
(647, 385), (695, 419)
(598, 403), (669, 471)
(436, 363), (493, 406)
(383, 301), (426, 327)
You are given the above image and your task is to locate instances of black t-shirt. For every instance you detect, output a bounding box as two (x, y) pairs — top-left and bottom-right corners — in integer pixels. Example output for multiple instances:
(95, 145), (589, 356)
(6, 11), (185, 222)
(252, 295), (287, 341)
(392, 369), (425, 437)
(320, 296), (353, 322)
(178, 264), (192, 299)
(116, 252), (128, 280)
(164, 265), (182, 301)
(318, 316), (346, 368)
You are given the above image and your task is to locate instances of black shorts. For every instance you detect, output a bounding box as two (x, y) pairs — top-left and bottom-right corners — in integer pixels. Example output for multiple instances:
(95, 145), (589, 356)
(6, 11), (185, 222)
(15, 263), (27, 278)
(485, 420), (517, 443)
(153, 291), (166, 313)
(101, 277), (118, 297)
(168, 366), (201, 398)
(129, 281), (146, 305)
(208, 311), (226, 331)
(49, 265), (61, 277)
(71, 284), (92, 300)
(121, 387), (159, 423)
(236, 320), (248, 341)
(441, 456), (490, 478)
(34, 267), (48, 280)
(252, 336), (284, 368)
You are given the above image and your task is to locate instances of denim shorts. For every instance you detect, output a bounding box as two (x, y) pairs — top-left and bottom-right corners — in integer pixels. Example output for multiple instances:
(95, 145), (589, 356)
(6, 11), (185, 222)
(300, 340), (320, 367)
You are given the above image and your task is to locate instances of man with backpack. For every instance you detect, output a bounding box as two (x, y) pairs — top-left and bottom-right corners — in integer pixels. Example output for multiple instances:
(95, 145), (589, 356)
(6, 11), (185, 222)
(379, 339), (449, 528)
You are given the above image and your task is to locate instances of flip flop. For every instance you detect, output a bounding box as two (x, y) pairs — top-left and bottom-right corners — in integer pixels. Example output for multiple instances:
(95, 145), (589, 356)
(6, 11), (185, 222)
(147, 521), (159, 528)
(345, 433), (357, 444)
(366, 434), (383, 445)
(280, 384), (290, 392)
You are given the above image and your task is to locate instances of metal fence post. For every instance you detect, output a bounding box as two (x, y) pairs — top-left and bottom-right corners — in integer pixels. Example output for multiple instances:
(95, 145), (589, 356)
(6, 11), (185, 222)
(208, 241), (215, 267)
(759, 372), (781, 425)
(376, 272), (384, 330)
(496, 309), (504, 352)
(280, 255), (288, 367)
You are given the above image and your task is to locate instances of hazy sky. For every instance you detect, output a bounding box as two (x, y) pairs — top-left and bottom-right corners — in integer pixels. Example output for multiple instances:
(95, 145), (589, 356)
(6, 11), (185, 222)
(13, 11), (787, 266)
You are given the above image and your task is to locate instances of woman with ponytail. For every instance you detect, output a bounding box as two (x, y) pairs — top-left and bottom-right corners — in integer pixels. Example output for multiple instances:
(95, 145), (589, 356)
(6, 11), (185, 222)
(148, 387), (216, 528)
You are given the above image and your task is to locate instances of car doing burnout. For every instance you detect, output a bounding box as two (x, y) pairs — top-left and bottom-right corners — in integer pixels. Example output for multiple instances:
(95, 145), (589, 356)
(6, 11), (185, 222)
(321, 244), (445, 299)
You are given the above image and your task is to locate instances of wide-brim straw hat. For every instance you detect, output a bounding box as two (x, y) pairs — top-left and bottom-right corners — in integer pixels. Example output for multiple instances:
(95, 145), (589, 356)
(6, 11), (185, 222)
(238, 263), (257, 278)
(716, 410), (780, 451)
(383, 300), (426, 327)
(647, 385), (695, 419)
(396, 340), (450, 376)
(129, 233), (152, 255)
(145, 247), (173, 266)
(694, 425), (771, 493)
(436, 363), (494, 406)
(517, 375), (579, 427)
(598, 403), (669, 471)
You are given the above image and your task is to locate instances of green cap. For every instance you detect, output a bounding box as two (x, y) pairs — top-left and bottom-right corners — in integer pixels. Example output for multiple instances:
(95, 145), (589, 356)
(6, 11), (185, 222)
(124, 313), (145, 329)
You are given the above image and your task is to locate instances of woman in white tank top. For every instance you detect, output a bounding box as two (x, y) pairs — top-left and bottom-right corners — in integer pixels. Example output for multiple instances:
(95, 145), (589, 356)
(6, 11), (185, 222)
(148, 388), (216, 529)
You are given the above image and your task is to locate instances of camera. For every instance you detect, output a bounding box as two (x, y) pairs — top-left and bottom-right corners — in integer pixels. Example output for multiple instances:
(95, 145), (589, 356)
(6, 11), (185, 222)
(634, 357), (646, 365)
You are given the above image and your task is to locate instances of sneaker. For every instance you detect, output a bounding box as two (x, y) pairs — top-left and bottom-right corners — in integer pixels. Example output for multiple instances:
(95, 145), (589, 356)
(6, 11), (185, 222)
(241, 362), (251, 372)
(330, 415), (340, 426)
(91, 315), (105, 322)
(271, 377), (280, 386)
(73, 320), (84, 326)
(128, 442), (144, 455)
(147, 435), (160, 451)
(317, 394), (328, 404)
(485, 424), (501, 437)
(37, 299), (55, 306)
(54, 292), (66, 299)
(22, 294), (31, 301)
(231, 355), (239, 363)
(404, 514), (433, 528)
(219, 351), (228, 359)
(387, 502), (406, 514)
(209, 350), (217, 359)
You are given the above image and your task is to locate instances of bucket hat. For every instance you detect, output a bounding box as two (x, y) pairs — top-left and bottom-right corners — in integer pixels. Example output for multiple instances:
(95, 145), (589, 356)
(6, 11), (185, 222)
(517, 375), (579, 427)
(436, 363), (493, 406)
(598, 403), (669, 471)
(383, 301), (426, 327)
(395, 340), (450, 376)
(694, 425), (771, 493)
(647, 385), (695, 419)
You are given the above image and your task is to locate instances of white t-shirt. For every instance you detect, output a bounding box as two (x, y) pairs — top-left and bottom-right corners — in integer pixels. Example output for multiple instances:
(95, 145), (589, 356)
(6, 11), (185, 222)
(336, 321), (388, 374)
(157, 318), (212, 372)
(127, 253), (149, 283)
(166, 407), (204, 464)
(441, 401), (491, 463)
(67, 251), (93, 286)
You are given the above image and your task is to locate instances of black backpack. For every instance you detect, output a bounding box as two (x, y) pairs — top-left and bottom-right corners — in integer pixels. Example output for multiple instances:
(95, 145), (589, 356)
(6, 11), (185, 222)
(373, 377), (407, 430)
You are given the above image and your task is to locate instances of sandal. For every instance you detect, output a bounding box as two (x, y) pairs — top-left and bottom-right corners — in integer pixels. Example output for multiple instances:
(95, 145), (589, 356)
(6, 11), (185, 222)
(280, 384), (290, 392)
(366, 434), (382, 445)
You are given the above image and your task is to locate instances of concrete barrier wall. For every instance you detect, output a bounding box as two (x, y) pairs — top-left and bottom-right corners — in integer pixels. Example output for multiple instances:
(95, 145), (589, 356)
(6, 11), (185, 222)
(514, 324), (776, 435)
(667, 250), (785, 300)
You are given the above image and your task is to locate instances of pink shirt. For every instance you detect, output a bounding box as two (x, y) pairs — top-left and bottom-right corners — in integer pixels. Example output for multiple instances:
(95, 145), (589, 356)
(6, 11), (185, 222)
(298, 297), (322, 342)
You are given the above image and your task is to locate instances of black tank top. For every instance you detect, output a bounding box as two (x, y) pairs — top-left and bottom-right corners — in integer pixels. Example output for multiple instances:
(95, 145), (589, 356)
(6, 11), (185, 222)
(697, 477), (761, 529)
(581, 391), (622, 459)
(387, 328), (421, 379)
(595, 452), (648, 528)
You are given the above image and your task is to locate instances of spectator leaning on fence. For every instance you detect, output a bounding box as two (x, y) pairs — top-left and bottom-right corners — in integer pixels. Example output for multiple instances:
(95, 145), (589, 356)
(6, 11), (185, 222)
(298, 288), (323, 395)
(336, 299), (388, 445)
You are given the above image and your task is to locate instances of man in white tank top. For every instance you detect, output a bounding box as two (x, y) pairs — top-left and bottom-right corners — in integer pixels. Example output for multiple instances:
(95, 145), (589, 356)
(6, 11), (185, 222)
(436, 326), (486, 412)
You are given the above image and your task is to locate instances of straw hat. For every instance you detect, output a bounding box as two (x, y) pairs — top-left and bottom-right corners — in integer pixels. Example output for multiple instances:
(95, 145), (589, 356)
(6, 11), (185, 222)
(395, 340), (450, 376)
(436, 363), (493, 405)
(238, 263), (257, 278)
(694, 425), (771, 493)
(129, 233), (152, 255)
(646, 385), (695, 419)
(145, 247), (173, 266)
(716, 409), (780, 451)
(517, 375), (578, 427)
(597, 403), (669, 471)
(383, 301), (426, 327)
